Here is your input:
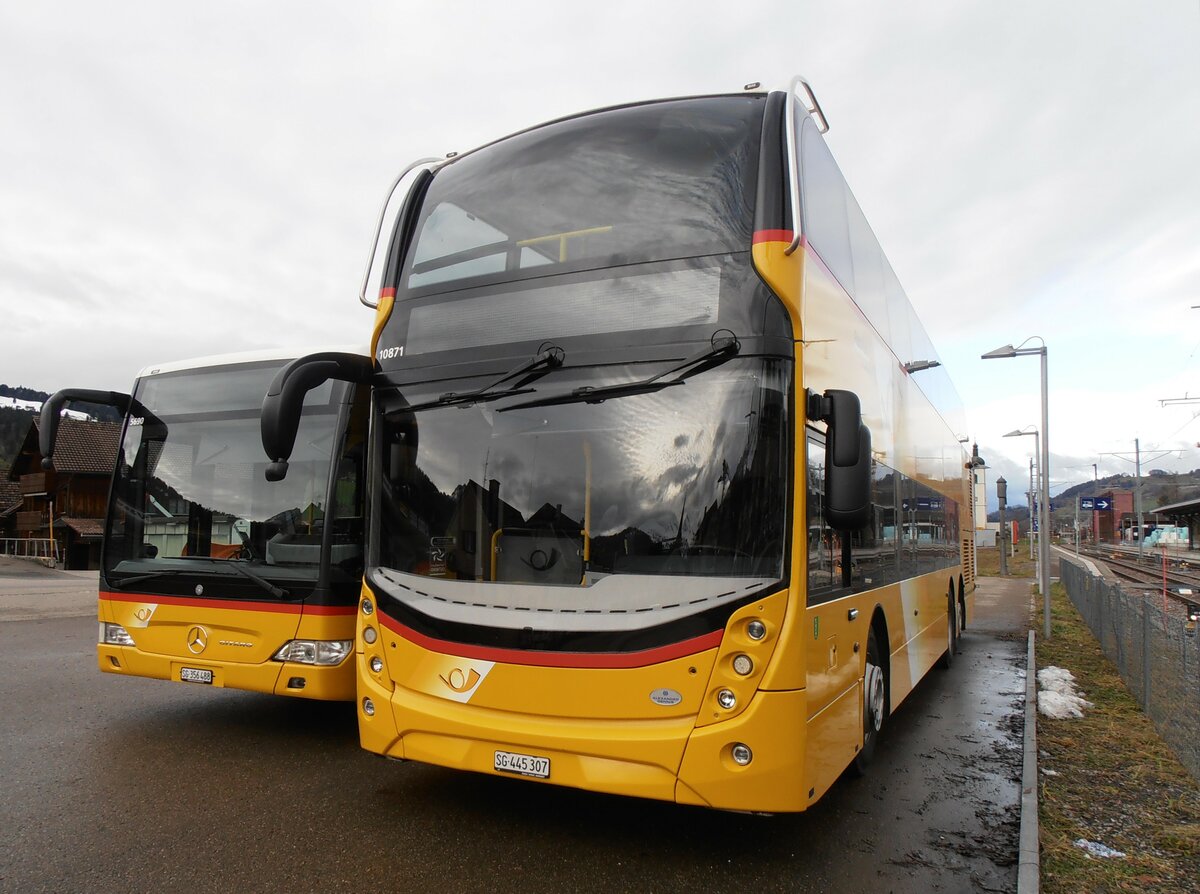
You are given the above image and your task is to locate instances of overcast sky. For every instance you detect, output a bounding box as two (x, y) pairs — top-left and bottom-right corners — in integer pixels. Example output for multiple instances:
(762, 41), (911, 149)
(2, 1), (1197, 508)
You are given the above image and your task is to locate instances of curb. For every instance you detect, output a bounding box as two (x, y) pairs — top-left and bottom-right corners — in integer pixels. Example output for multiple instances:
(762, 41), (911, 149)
(1017, 628), (1040, 893)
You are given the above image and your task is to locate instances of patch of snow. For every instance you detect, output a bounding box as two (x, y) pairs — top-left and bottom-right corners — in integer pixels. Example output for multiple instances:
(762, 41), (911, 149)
(1037, 666), (1093, 719)
(0, 396), (41, 411)
(1073, 839), (1126, 859)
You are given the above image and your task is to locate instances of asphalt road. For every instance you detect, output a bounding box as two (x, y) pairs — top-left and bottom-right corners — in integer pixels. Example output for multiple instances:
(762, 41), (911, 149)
(0, 563), (1028, 894)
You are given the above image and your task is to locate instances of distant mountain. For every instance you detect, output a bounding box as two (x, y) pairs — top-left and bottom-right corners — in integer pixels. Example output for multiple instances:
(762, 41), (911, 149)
(0, 384), (49, 403)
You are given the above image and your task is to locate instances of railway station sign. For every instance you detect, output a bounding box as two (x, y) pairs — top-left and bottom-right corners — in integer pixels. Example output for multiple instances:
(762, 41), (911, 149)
(1079, 497), (1112, 511)
(901, 497), (944, 511)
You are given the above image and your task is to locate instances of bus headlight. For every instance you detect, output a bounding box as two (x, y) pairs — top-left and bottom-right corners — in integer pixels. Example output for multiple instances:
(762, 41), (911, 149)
(746, 619), (767, 640)
(717, 689), (737, 709)
(100, 622), (134, 646)
(731, 743), (753, 766)
(272, 640), (353, 666)
(370, 656), (384, 673)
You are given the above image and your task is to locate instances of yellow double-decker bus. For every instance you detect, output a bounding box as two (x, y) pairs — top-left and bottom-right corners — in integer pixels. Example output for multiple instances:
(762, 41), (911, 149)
(264, 78), (973, 810)
(42, 347), (368, 700)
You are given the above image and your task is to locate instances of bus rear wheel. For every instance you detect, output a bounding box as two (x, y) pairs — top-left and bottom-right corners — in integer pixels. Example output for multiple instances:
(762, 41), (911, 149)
(938, 590), (959, 669)
(852, 626), (886, 775)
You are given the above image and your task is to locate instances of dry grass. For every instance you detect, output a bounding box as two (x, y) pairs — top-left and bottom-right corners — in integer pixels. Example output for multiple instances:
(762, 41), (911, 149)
(1035, 582), (1200, 892)
(976, 538), (1040, 579)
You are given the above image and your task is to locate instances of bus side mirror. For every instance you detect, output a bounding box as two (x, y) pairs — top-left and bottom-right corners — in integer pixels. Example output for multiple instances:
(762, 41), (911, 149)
(807, 388), (872, 531)
(261, 352), (373, 481)
(39, 389), (133, 470)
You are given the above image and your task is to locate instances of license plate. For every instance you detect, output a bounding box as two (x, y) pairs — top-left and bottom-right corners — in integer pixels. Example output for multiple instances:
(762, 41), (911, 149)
(494, 750), (550, 779)
(180, 667), (213, 684)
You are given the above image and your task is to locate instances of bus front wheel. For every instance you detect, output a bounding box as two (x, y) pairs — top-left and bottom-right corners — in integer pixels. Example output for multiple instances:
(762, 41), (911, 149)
(852, 626), (886, 775)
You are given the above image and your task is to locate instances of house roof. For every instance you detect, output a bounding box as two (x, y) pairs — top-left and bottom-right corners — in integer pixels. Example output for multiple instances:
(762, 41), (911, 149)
(59, 516), (106, 539)
(7, 417), (122, 478)
(0, 476), (20, 512)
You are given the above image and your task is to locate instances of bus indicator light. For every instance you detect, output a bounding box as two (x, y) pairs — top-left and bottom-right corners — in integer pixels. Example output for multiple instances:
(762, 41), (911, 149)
(731, 743), (753, 766)
(747, 619), (767, 640)
(362, 697), (375, 717)
(732, 654), (754, 676)
(363, 626), (378, 644)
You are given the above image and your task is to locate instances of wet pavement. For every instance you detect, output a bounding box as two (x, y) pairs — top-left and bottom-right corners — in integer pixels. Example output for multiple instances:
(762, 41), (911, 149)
(0, 573), (1031, 893)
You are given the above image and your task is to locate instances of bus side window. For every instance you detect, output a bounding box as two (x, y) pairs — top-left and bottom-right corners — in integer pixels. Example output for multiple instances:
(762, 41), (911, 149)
(806, 433), (837, 602)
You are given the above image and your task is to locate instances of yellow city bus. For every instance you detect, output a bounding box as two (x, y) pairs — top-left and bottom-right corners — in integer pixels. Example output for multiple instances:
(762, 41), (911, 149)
(263, 78), (974, 809)
(42, 348), (367, 700)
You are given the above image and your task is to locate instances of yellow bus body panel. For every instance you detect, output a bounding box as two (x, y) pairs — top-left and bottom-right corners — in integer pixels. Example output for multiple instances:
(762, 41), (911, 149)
(98, 593), (356, 700)
(354, 230), (973, 810)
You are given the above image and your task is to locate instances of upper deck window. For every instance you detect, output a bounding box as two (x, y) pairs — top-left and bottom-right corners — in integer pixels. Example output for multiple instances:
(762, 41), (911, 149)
(399, 96), (765, 294)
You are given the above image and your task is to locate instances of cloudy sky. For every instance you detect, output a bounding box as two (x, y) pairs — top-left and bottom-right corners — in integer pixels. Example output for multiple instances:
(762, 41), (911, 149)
(2, 1), (1197, 508)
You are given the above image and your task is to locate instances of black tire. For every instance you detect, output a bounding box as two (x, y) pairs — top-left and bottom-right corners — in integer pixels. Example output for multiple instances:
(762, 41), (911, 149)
(938, 590), (959, 669)
(852, 626), (887, 775)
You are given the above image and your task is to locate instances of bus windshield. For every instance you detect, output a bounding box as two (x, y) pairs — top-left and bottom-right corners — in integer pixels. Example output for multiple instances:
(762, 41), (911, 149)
(370, 357), (788, 642)
(104, 361), (362, 599)
(398, 95), (765, 296)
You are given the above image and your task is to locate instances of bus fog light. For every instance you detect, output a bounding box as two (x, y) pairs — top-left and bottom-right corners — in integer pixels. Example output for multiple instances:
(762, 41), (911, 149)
(362, 697), (375, 717)
(101, 623), (135, 646)
(363, 626), (378, 644)
(361, 598), (374, 615)
(717, 689), (737, 709)
(731, 743), (753, 766)
(747, 619), (766, 640)
(732, 654), (754, 676)
(370, 656), (384, 673)
(272, 639), (353, 666)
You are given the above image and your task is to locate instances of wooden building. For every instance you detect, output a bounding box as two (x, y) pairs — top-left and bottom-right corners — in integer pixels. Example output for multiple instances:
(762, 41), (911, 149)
(5, 417), (121, 569)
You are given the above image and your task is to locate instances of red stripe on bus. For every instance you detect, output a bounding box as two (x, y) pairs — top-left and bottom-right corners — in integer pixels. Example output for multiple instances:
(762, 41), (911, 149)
(752, 229), (795, 244)
(376, 613), (723, 668)
(379, 287), (396, 299)
(99, 591), (353, 616)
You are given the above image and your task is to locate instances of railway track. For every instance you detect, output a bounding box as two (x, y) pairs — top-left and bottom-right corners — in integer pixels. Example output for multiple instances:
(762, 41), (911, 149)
(1079, 547), (1200, 619)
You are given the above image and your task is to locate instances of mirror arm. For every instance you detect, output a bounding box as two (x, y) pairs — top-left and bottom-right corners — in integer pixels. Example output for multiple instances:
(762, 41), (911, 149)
(261, 353), (373, 481)
(39, 389), (132, 470)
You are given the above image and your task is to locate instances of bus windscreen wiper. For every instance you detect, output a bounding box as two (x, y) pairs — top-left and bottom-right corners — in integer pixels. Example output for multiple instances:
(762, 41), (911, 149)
(226, 561), (291, 600)
(107, 569), (189, 590)
(109, 562), (290, 600)
(403, 344), (565, 411)
(499, 333), (739, 412)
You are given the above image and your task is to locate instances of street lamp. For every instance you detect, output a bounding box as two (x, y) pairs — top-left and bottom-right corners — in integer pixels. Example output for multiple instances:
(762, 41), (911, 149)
(1003, 427), (1040, 585)
(984, 338), (1051, 640)
(903, 360), (942, 374)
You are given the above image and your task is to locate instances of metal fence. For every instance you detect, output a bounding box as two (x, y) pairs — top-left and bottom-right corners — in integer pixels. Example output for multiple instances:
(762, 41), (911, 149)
(0, 538), (61, 564)
(1060, 557), (1200, 782)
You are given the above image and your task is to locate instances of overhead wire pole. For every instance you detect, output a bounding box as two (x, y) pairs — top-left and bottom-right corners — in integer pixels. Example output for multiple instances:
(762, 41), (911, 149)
(983, 338), (1051, 640)
(1101, 442), (1183, 562)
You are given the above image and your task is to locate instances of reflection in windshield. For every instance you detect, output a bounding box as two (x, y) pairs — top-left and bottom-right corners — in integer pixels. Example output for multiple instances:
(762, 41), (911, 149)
(372, 358), (789, 620)
(104, 362), (364, 599)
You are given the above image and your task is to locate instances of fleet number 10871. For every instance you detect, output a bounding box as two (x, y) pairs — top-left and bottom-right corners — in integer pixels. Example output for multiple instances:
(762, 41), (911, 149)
(377, 345), (404, 361)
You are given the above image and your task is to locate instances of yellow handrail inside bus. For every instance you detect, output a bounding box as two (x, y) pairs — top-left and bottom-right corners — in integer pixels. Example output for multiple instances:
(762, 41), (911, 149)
(517, 226), (613, 262)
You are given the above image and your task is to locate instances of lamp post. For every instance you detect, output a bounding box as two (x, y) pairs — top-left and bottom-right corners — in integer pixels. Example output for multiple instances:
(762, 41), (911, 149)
(984, 339), (1051, 639)
(1005, 427), (1040, 585)
(997, 476), (1008, 576)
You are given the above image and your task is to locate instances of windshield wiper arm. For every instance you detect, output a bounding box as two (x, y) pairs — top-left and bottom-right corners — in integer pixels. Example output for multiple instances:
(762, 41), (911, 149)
(404, 344), (565, 411)
(499, 332), (740, 412)
(109, 563), (291, 600)
(227, 562), (291, 600)
(107, 569), (188, 590)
